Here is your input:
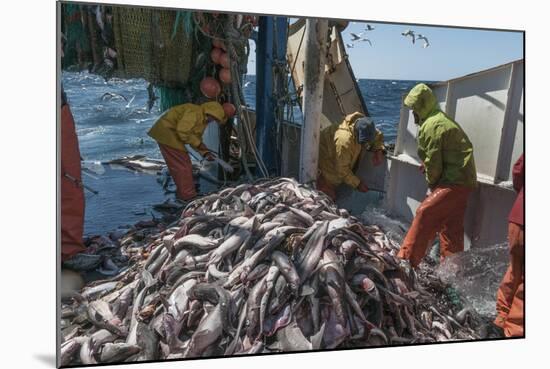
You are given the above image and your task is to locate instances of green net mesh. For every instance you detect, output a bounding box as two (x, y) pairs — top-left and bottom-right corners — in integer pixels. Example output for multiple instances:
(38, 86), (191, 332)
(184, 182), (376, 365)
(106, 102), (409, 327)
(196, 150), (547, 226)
(158, 86), (189, 112)
(112, 7), (155, 81)
(62, 4), (248, 111)
(112, 7), (194, 87)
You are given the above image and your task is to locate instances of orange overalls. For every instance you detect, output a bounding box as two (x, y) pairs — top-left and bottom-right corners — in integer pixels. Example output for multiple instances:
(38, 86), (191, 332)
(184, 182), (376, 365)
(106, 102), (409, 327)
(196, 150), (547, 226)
(397, 185), (472, 267)
(61, 103), (86, 261)
(495, 154), (524, 337)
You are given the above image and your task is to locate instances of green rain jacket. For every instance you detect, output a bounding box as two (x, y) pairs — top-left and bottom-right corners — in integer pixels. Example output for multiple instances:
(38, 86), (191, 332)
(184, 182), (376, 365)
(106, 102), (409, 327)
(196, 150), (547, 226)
(404, 83), (477, 188)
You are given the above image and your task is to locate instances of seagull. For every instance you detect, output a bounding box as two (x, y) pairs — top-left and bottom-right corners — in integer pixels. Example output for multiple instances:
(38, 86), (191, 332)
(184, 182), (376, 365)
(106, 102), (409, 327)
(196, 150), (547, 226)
(101, 92), (128, 102)
(401, 29), (415, 44)
(365, 24), (375, 31)
(346, 43), (355, 48)
(360, 38), (372, 46)
(350, 32), (362, 42)
(125, 95), (136, 109)
(417, 34), (430, 48)
(244, 81), (252, 88)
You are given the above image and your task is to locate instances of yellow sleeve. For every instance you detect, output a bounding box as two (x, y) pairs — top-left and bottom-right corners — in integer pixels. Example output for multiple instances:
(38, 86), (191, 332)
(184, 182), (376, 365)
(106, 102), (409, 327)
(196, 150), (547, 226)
(175, 110), (202, 150)
(335, 131), (361, 188)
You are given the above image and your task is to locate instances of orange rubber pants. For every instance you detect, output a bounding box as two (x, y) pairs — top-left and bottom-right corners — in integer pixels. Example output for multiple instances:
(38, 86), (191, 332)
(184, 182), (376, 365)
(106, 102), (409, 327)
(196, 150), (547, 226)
(398, 186), (472, 267)
(158, 143), (197, 200)
(317, 174), (337, 201)
(61, 105), (86, 262)
(495, 223), (524, 337)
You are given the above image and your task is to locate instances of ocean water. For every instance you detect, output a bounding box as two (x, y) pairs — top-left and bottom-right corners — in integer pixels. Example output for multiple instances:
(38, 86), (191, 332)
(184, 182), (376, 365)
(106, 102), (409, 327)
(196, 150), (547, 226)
(63, 72), (163, 162)
(62, 72), (423, 235)
(359, 78), (422, 143)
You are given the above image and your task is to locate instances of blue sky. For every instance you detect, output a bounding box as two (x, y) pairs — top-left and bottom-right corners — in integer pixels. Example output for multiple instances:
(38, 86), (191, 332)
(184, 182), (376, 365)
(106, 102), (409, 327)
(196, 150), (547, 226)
(247, 20), (523, 81)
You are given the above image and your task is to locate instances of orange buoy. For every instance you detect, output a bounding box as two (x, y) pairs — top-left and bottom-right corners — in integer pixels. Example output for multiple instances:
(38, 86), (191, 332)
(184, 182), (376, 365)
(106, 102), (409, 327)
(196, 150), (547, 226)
(219, 68), (232, 84)
(210, 47), (223, 64)
(212, 39), (226, 51)
(219, 52), (230, 68)
(200, 77), (221, 98)
(222, 102), (236, 118)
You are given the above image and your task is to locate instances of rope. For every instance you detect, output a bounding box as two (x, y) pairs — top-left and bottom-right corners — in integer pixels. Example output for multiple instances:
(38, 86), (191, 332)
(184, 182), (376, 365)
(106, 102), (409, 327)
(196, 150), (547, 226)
(228, 52), (269, 178)
(287, 22), (306, 98)
(189, 13), (301, 179)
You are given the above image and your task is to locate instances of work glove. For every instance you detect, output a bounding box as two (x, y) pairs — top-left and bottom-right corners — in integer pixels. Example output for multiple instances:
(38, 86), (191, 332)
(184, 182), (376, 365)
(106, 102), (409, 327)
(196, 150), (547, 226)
(204, 152), (216, 162)
(357, 181), (369, 193)
(198, 143), (215, 161)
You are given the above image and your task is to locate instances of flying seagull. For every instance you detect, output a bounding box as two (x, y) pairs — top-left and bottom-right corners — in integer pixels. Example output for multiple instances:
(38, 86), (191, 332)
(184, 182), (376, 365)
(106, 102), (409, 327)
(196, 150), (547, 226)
(360, 38), (372, 46)
(365, 24), (375, 31)
(401, 29), (415, 44)
(417, 34), (430, 48)
(125, 95), (136, 109)
(346, 43), (355, 48)
(101, 92), (128, 102)
(350, 32), (362, 42)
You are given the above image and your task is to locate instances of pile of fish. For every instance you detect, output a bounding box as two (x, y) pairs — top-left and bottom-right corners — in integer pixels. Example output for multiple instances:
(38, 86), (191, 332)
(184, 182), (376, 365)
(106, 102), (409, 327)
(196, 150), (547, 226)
(60, 177), (482, 366)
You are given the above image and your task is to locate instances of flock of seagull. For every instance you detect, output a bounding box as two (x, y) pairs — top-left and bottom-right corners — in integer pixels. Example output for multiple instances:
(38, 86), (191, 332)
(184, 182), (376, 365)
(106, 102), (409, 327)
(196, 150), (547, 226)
(345, 24), (430, 49)
(401, 29), (430, 48)
(345, 24), (375, 48)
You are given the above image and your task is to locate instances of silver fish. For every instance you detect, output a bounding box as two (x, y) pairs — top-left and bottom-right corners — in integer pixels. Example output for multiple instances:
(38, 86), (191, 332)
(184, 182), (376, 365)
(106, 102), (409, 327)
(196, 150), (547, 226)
(100, 343), (141, 363)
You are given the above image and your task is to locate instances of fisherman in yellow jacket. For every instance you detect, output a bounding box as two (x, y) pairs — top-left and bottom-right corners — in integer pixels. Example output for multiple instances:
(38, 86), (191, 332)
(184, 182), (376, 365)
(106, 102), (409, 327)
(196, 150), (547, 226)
(148, 101), (228, 200)
(317, 112), (385, 200)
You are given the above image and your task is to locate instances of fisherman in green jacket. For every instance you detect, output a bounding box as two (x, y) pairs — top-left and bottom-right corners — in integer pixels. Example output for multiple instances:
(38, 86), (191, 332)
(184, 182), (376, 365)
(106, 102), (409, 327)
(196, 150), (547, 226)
(397, 83), (477, 268)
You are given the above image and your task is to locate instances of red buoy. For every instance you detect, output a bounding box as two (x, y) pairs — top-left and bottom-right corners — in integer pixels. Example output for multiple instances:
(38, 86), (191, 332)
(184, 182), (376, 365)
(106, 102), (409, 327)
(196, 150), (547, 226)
(219, 68), (232, 84)
(219, 52), (230, 68)
(200, 77), (221, 98)
(212, 39), (226, 51)
(222, 102), (236, 118)
(210, 47), (223, 64)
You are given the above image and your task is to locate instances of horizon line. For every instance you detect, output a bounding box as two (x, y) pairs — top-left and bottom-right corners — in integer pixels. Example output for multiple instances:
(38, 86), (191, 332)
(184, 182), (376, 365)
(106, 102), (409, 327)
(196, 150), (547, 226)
(244, 74), (438, 82)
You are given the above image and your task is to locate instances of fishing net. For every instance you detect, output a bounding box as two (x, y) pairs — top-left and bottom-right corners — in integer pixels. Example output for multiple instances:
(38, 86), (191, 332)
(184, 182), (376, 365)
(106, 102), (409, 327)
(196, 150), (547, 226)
(157, 11), (195, 87)
(62, 5), (249, 103)
(156, 27), (214, 111)
(62, 4), (91, 69)
(112, 7), (195, 87)
(158, 86), (190, 112)
(112, 7), (156, 81)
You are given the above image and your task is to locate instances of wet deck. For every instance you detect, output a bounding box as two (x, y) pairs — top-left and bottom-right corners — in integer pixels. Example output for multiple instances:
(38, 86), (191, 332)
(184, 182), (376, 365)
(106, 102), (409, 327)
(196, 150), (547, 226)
(81, 164), (218, 236)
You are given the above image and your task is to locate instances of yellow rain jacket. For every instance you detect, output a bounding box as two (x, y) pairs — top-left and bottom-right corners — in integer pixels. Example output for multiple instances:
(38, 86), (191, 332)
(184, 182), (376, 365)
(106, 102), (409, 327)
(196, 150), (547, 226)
(404, 83), (477, 188)
(148, 102), (227, 154)
(318, 112), (384, 188)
